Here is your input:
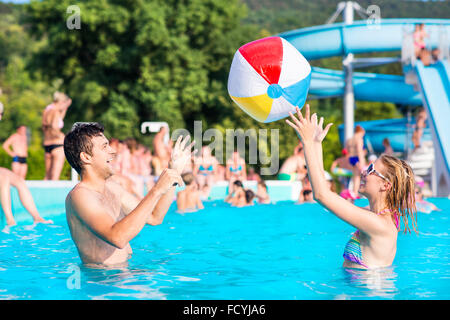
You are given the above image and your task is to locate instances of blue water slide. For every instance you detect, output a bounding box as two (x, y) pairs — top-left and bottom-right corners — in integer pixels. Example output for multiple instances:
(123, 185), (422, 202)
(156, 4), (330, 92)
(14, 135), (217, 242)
(415, 60), (450, 196)
(279, 19), (450, 104)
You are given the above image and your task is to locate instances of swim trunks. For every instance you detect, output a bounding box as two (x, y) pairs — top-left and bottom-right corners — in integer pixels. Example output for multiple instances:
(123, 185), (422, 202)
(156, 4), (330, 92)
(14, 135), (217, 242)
(12, 156), (27, 164)
(349, 156), (359, 166)
(43, 144), (64, 154)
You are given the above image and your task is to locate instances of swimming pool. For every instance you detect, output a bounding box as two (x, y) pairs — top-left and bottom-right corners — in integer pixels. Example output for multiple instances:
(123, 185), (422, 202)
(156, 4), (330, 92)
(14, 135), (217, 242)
(0, 196), (448, 300)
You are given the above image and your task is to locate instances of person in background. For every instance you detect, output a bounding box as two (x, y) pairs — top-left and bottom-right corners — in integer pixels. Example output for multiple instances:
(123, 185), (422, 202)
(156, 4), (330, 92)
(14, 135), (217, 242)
(247, 167), (261, 182)
(382, 138), (394, 156)
(330, 148), (353, 191)
(0, 168), (54, 230)
(431, 48), (441, 64)
(0, 108), (53, 229)
(256, 180), (270, 204)
(194, 146), (217, 190)
(345, 125), (366, 199)
(176, 172), (204, 213)
(2, 125), (29, 179)
(215, 164), (226, 182)
(412, 107), (427, 150)
(413, 23), (428, 58)
(108, 138), (143, 200)
(226, 151), (247, 192)
(42, 92), (71, 180)
(297, 175), (312, 204)
(415, 186), (440, 214)
(302, 189), (315, 203)
(278, 143), (307, 181)
(225, 180), (245, 204)
(232, 189), (255, 207)
(153, 126), (172, 170)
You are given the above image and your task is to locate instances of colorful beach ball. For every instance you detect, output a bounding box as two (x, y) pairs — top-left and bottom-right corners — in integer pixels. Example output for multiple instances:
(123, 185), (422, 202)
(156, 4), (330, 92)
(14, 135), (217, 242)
(228, 36), (311, 123)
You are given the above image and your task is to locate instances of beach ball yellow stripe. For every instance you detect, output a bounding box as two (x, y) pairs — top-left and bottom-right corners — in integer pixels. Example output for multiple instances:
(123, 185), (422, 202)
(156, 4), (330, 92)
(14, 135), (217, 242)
(230, 94), (273, 122)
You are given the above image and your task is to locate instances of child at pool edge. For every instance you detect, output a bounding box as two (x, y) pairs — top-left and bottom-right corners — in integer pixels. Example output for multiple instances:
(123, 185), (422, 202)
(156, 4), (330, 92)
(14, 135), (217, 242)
(176, 172), (204, 213)
(286, 104), (417, 269)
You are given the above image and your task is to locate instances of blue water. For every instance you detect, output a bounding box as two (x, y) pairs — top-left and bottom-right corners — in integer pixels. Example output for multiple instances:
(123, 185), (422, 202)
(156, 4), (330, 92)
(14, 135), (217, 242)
(0, 199), (449, 300)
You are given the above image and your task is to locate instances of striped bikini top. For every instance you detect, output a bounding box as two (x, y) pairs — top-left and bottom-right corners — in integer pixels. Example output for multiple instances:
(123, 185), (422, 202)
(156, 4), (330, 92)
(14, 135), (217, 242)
(343, 208), (399, 268)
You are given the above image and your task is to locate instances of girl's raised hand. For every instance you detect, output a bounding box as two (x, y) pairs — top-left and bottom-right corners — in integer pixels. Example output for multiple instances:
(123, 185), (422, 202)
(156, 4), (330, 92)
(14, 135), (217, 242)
(286, 104), (332, 143)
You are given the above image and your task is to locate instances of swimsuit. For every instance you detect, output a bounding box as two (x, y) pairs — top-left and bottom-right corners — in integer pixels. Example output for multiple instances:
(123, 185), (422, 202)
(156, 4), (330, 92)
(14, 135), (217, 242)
(199, 164), (214, 175)
(343, 209), (399, 268)
(229, 165), (242, 173)
(278, 172), (297, 181)
(12, 156), (27, 164)
(349, 156), (359, 166)
(43, 144), (64, 153)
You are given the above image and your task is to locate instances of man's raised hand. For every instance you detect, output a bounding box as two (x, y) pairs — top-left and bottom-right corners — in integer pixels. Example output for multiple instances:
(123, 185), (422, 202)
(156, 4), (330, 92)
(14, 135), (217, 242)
(170, 135), (196, 175)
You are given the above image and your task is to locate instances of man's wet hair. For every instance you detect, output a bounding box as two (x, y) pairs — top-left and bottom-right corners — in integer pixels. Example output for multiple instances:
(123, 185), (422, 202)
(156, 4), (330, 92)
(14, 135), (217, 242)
(64, 122), (105, 174)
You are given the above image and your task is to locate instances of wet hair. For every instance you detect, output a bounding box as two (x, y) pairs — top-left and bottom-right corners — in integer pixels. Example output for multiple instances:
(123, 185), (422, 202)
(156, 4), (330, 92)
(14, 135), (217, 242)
(378, 154), (417, 233)
(64, 122), (105, 174)
(245, 189), (255, 204)
(302, 189), (313, 197)
(182, 172), (195, 186)
(233, 180), (243, 188)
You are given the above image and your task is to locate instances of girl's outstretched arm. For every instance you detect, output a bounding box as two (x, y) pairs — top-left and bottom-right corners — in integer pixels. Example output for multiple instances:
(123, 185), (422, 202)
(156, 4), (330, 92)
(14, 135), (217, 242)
(286, 105), (386, 236)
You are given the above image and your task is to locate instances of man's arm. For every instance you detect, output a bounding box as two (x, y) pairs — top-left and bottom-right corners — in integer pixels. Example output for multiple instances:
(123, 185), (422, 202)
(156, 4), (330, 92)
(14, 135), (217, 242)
(72, 169), (182, 249)
(2, 135), (16, 157)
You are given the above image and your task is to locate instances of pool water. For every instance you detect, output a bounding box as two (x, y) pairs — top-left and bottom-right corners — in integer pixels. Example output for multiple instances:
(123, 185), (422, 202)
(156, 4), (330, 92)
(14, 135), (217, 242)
(0, 199), (449, 300)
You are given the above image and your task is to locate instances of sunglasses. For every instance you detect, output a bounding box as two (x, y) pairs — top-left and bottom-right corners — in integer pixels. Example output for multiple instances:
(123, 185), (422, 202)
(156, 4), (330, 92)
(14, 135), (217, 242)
(363, 163), (389, 182)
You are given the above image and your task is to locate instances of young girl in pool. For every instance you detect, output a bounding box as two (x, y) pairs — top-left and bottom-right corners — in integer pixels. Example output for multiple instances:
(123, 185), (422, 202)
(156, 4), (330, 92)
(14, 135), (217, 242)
(286, 105), (417, 269)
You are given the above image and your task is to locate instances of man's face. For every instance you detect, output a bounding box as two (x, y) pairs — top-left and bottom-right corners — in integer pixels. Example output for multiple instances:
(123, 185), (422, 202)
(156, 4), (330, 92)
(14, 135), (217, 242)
(17, 126), (27, 135)
(88, 134), (116, 178)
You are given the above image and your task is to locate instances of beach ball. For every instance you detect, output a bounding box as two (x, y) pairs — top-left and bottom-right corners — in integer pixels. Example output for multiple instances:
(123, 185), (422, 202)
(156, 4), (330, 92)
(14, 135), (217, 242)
(228, 36), (311, 123)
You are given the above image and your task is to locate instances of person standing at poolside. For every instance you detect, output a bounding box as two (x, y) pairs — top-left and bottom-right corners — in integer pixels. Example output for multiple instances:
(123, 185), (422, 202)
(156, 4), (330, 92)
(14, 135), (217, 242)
(64, 122), (194, 266)
(345, 125), (366, 199)
(42, 92), (72, 180)
(286, 104), (417, 269)
(0, 106), (52, 228)
(2, 125), (29, 179)
(278, 143), (307, 181)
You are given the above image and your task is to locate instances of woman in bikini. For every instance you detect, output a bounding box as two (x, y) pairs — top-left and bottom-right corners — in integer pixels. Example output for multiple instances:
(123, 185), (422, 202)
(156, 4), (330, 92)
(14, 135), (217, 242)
(286, 104), (417, 269)
(42, 92), (71, 180)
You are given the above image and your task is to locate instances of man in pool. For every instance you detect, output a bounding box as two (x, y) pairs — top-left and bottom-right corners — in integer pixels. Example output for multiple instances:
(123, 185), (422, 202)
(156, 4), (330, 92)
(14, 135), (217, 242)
(64, 122), (195, 266)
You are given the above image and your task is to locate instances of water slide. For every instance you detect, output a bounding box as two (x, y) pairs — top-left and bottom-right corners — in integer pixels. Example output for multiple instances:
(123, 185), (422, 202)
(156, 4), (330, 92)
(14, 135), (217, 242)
(278, 18), (450, 196)
(415, 60), (450, 196)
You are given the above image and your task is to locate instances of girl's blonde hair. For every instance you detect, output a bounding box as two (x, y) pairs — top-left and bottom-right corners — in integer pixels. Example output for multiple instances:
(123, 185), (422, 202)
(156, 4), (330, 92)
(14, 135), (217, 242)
(379, 154), (418, 234)
(53, 91), (69, 103)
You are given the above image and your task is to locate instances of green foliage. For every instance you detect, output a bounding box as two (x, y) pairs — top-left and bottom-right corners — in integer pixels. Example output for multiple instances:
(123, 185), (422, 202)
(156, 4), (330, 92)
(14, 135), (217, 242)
(0, 0), (446, 179)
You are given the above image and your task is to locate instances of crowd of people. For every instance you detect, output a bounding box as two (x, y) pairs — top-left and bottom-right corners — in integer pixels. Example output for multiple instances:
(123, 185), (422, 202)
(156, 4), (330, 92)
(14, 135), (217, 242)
(0, 88), (440, 229)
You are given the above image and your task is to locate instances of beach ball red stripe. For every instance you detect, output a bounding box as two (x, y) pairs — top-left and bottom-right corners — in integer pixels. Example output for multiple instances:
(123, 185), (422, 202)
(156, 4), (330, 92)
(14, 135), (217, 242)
(238, 37), (283, 85)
